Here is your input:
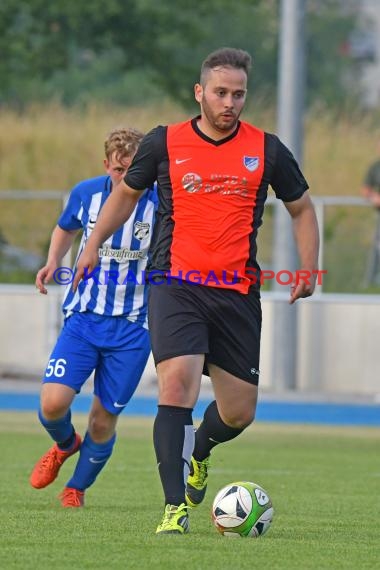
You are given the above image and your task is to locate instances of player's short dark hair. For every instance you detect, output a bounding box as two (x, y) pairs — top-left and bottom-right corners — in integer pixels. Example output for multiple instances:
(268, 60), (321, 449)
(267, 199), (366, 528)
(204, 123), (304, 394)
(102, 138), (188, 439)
(200, 47), (252, 85)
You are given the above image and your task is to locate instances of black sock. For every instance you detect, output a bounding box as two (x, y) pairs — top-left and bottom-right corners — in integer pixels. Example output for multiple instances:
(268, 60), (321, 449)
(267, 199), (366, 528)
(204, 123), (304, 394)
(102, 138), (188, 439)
(153, 405), (194, 507)
(58, 428), (76, 450)
(193, 400), (244, 461)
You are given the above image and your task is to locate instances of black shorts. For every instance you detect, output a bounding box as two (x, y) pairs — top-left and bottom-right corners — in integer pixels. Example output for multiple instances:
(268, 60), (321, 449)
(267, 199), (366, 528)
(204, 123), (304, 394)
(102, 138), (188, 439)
(148, 278), (262, 385)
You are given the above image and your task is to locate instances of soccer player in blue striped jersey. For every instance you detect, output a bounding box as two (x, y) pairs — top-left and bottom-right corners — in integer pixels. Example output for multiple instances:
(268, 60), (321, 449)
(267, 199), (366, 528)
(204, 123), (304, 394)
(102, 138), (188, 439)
(30, 127), (157, 507)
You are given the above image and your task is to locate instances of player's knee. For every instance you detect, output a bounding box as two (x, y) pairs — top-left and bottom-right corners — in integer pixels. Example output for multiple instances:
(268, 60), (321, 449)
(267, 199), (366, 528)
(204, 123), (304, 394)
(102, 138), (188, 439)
(159, 385), (191, 407)
(88, 415), (115, 442)
(223, 409), (255, 430)
(40, 398), (69, 420)
(159, 376), (200, 407)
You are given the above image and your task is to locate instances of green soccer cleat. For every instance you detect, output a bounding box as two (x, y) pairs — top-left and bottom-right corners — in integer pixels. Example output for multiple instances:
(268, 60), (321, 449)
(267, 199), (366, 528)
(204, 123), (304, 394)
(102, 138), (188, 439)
(156, 503), (190, 535)
(185, 456), (210, 507)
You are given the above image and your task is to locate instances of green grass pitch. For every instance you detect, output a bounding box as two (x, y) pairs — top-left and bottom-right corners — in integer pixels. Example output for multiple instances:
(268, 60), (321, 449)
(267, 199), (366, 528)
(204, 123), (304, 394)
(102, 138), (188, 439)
(0, 412), (379, 570)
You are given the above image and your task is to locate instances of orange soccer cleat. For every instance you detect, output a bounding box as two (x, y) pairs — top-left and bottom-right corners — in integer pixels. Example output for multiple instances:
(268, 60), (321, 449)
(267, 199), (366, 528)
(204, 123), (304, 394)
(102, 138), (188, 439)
(59, 487), (85, 508)
(30, 433), (82, 489)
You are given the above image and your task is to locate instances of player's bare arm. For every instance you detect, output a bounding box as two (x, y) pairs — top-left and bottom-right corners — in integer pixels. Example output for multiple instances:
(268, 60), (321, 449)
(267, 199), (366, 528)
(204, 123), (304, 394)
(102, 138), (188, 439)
(284, 191), (319, 304)
(361, 184), (372, 199)
(362, 186), (380, 208)
(73, 180), (141, 290)
(36, 226), (78, 295)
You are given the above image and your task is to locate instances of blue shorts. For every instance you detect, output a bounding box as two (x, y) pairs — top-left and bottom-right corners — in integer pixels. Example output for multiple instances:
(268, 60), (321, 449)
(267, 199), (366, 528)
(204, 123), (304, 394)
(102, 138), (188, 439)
(43, 312), (151, 415)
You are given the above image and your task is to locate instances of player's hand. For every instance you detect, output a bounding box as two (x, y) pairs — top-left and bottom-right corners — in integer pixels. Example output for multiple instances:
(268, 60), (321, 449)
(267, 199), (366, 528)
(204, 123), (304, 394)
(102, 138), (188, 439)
(35, 264), (56, 295)
(289, 271), (317, 305)
(72, 246), (99, 292)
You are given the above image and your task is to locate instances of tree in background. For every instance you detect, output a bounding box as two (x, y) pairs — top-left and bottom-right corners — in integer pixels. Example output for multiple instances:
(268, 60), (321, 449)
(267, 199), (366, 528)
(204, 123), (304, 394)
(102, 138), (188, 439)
(0, 0), (360, 110)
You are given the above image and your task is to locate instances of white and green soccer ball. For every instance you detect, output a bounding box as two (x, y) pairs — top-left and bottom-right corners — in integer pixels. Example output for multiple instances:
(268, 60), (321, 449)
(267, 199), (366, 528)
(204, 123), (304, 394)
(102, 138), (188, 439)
(211, 481), (274, 538)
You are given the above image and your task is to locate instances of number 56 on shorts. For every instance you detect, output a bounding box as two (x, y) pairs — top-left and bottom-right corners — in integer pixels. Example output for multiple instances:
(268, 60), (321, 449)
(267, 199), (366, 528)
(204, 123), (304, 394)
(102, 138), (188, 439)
(45, 358), (67, 378)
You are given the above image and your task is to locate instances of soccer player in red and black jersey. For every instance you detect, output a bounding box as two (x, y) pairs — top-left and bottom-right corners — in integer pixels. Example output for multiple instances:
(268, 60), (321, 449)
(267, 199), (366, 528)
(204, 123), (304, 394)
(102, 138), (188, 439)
(74, 47), (319, 534)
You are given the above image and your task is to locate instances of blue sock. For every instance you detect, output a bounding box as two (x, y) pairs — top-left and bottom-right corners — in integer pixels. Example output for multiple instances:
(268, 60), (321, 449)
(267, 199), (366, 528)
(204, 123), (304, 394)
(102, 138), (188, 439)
(66, 431), (116, 491)
(38, 408), (75, 447)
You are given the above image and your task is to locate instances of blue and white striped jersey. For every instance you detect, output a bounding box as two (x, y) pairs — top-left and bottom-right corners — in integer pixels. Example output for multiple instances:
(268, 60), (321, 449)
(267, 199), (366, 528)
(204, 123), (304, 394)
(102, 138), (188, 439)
(58, 175), (157, 328)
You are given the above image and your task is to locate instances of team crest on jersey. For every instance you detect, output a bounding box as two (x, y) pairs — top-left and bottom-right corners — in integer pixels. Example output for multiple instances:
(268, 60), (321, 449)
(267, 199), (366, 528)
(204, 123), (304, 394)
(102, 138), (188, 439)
(133, 221), (150, 240)
(243, 156), (259, 172)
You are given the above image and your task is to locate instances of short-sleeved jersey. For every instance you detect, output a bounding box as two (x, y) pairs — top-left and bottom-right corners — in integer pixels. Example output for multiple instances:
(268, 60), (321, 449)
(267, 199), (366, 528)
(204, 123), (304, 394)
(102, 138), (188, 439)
(364, 159), (380, 193)
(59, 175), (157, 327)
(124, 117), (308, 294)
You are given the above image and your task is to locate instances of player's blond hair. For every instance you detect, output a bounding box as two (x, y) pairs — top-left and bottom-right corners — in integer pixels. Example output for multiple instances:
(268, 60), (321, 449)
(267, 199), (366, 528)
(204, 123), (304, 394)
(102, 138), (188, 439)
(104, 127), (144, 161)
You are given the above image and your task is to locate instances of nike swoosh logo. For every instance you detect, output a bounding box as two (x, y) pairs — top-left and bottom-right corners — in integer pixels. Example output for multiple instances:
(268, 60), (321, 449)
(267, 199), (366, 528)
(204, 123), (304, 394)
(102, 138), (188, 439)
(89, 457), (107, 464)
(175, 158), (191, 164)
(113, 401), (128, 408)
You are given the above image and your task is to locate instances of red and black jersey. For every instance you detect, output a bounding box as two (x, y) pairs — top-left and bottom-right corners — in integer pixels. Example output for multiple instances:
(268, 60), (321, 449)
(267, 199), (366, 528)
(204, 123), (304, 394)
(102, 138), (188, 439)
(125, 116), (308, 294)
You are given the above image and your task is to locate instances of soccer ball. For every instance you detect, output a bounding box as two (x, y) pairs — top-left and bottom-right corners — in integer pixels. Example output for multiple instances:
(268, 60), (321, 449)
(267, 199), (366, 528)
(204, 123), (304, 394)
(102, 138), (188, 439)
(211, 481), (274, 538)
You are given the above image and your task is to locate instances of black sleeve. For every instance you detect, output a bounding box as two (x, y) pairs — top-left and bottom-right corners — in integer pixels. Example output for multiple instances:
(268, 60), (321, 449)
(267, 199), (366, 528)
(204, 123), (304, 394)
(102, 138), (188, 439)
(124, 126), (167, 190)
(265, 133), (309, 202)
(364, 162), (377, 187)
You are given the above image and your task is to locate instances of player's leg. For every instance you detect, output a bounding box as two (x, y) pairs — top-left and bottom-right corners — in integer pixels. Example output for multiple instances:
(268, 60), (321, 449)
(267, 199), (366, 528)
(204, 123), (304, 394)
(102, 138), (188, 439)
(186, 370), (258, 507)
(30, 313), (98, 490)
(39, 382), (77, 443)
(30, 383), (81, 489)
(60, 317), (151, 507)
(186, 288), (261, 507)
(195, 366), (258, 456)
(154, 355), (203, 534)
(155, 355), (203, 504)
(149, 280), (208, 534)
(59, 396), (117, 507)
